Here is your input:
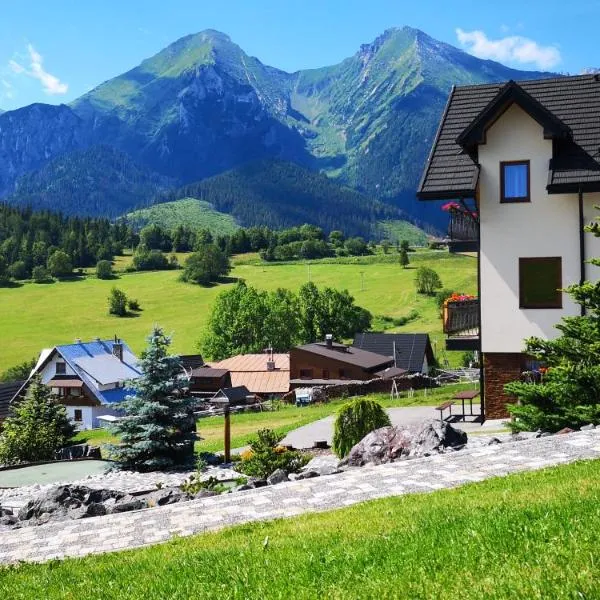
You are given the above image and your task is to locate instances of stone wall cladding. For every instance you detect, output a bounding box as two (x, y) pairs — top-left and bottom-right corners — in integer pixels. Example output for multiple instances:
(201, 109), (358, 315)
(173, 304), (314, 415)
(483, 352), (523, 418)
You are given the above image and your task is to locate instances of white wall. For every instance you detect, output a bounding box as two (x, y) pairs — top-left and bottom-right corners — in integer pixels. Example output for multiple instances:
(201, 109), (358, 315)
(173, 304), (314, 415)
(64, 405), (94, 430)
(38, 353), (77, 384)
(479, 104), (600, 353)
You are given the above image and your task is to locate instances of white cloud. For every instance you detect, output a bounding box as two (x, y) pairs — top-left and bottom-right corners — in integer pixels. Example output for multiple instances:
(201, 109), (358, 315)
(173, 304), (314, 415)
(456, 28), (561, 70)
(8, 44), (68, 95)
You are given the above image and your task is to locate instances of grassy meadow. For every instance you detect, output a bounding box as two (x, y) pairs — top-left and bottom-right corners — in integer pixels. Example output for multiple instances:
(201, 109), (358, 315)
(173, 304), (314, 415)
(0, 249), (476, 373)
(2, 458), (599, 599)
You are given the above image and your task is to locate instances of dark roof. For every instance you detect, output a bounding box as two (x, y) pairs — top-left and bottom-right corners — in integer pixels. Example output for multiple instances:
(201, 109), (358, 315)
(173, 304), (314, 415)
(190, 367), (229, 379)
(418, 75), (600, 199)
(295, 342), (394, 370)
(212, 386), (251, 403)
(374, 366), (409, 380)
(0, 380), (24, 421)
(180, 355), (205, 370)
(352, 333), (434, 372)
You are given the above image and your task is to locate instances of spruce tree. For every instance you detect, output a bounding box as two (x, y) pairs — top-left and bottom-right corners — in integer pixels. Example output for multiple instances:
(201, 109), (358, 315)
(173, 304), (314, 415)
(0, 376), (75, 465)
(109, 327), (196, 470)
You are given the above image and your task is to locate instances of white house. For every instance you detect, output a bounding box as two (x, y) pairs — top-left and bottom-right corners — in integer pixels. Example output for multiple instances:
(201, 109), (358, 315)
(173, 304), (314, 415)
(17, 337), (142, 430)
(418, 75), (600, 418)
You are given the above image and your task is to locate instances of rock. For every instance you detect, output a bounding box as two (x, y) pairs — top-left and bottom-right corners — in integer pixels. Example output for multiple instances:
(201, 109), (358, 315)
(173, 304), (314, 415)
(247, 477), (268, 488)
(511, 431), (541, 441)
(580, 423), (595, 431)
(296, 470), (320, 480)
(0, 514), (17, 526)
(487, 437), (503, 445)
(539, 432), (553, 437)
(302, 456), (342, 476)
(557, 427), (575, 435)
(71, 502), (107, 519)
(193, 490), (218, 499)
(342, 419), (468, 467)
(145, 487), (186, 507)
(267, 469), (289, 485)
(109, 495), (146, 514)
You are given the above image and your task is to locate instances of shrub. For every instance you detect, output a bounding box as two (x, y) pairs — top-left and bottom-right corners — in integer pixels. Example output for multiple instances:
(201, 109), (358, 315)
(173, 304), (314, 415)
(332, 398), (391, 458)
(9, 260), (28, 280)
(181, 244), (230, 285)
(399, 249), (410, 268)
(237, 429), (307, 479)
(47, 250), (73, 278)
(128, 298), (141, 311)
(108, 287), (128, 317)
(96, 260), (113, 280)
(132, 247), (169, 271)
(435, 288), (458, 310)
(0, 376), (75, 465)
(415, 266), (442, 295)
(32, 266), (51, 283)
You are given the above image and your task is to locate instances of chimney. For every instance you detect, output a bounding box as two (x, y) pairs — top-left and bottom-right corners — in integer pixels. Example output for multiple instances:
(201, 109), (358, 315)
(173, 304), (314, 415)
(112, 338), (123, 362)
(325, 334), (333, 349)
(266, 346), (275, 371)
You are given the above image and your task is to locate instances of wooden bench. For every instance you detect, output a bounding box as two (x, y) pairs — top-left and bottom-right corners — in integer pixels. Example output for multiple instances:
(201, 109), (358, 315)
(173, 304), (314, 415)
(435, 401), (454, 422)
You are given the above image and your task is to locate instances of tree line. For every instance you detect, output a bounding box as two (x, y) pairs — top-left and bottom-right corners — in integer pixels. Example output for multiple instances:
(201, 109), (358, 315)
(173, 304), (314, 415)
(0, 204), (133, 284)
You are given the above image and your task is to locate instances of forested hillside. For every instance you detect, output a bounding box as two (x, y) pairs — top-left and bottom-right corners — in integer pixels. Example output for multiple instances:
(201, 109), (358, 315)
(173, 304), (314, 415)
(156, 160), (406, 237)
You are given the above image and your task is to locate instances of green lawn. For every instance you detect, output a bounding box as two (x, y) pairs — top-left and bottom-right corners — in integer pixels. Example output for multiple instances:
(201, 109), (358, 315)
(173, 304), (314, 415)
(74, 384), (478, 454)
(0, 250), (475, 372)
(2, 459), (599, 599)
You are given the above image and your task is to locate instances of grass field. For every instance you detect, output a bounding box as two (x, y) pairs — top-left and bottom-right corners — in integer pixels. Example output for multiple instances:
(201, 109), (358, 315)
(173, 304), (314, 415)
(74, 384), (474, 454)
(0, 250), (476, 373)
(123, 198), (240, 235)
(2, 459), (599, 599)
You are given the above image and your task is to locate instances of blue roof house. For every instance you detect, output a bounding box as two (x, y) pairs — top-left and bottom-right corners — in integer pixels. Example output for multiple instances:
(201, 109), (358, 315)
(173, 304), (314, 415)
(20, 337), (142, 430)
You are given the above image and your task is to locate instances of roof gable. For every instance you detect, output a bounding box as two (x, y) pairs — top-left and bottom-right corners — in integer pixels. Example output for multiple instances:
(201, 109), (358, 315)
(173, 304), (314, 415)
(456, 80), (571, 150)
(418, 75), (600, 199)
(352, 333), (433, 372)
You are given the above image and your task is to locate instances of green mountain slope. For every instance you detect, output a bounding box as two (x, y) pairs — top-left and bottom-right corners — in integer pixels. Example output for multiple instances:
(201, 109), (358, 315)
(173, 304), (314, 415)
(123, 198), (239, 234)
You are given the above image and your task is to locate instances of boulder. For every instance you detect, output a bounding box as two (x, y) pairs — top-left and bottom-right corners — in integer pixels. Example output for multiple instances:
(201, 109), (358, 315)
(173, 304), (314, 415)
(342, 419), (468, 467)
(296, 470), (320, 480)
(247, 477), (268, 488)
(70, 502), (107, 519)
(302, 456), (342, 476)
(266, 469), (289, 485)
(193, 489), (219, 499)
(145, 487), (186, 507)
(108, 495), (146, 514)
(580, 423), (595, 431)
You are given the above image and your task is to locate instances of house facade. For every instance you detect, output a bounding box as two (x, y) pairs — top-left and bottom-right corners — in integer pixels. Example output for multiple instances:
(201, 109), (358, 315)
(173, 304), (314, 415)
(290, 336), (394, 386)
(418, 75), (600, 418)
(16, 338), (141, 429)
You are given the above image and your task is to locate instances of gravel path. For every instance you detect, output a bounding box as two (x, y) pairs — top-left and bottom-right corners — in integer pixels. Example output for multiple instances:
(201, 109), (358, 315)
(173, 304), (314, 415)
(1, 429), (599, 564)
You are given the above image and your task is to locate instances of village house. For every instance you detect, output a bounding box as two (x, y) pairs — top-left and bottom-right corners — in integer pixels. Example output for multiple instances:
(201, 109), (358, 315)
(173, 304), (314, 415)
(14, 337), (142, 430)
(417, 74), (600, 418)
(352, 333), (434, 374)
(289, 335), (394, 387)
(208, 352), (290, 398)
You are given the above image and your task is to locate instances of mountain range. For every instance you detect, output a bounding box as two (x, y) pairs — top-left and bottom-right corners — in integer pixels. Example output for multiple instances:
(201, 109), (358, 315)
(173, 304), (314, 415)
(0, 27), (554, 230)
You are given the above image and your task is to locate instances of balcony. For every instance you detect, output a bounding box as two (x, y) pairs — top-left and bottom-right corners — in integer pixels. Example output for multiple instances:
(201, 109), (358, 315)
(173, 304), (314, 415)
(448, 210), (479, 253)
(443, 299), (480, 351)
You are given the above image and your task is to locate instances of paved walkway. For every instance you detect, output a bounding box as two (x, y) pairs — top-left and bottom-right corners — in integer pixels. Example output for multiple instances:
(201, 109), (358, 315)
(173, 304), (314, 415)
(1, 429), (600, 564)
(281, 405), (504, 449)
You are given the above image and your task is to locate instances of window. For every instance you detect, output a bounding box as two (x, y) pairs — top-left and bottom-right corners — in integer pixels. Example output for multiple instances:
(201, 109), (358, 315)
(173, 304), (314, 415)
(322, 369), (330, 379)
(73, 409), (83, 422)
(519, 257), (562, 309)
(501, 160), (530, 203)
(338, 368), (348, 379)
(55, 362), (66, 375)
(299, 369), (313, 379)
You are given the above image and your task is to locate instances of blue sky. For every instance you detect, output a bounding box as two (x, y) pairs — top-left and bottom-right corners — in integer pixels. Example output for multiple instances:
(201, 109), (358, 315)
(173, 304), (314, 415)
(0, 0), (598, 111)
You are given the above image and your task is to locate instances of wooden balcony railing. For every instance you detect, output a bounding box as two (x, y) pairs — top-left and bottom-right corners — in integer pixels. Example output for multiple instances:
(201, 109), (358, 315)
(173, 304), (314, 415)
(443, 299), (479, 337)
(448, 211), (478, 242)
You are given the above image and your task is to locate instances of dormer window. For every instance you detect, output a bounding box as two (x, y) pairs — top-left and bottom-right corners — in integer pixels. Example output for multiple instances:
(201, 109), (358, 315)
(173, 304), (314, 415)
(55, 362), (66, 375)
(500, 160), (530, 203)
